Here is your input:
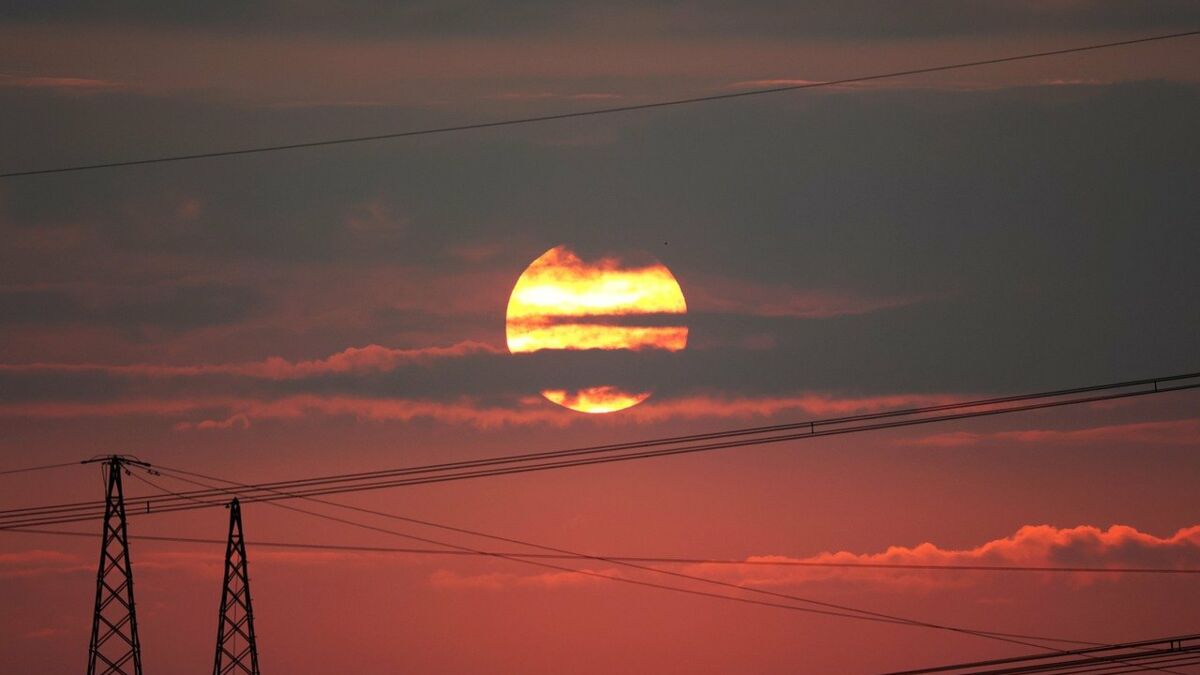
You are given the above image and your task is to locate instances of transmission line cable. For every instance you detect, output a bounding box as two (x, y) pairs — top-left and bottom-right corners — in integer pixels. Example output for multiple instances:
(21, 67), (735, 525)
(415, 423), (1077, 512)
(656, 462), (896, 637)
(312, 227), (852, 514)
(1, 30), (1196, 179)
(0, 371), (1196, 530)
(119, 469), (974, 635)
(880, 634), (1200, 675)
(0, 461), (81, 476)
(136, 465), (1140, 656)
(139, 465), (1194, 674)
(8, 526), (1200, 575)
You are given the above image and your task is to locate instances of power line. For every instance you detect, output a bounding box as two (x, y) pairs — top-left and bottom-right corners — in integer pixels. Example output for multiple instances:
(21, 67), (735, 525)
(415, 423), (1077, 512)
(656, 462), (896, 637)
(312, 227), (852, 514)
(133, 466), (1112, 655)
(135, 465), (1194, 675)
(0, 460), (81, 476)
(881, 635), (1200, 675)
(9, 526), (1199, 575)
(2, 30), (1197, 179)
(1, 370), (1196, 530)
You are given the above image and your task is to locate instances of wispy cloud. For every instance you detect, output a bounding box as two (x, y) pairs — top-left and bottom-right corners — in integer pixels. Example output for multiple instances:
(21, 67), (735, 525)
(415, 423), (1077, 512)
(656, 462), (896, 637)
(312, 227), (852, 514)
(176, 391), (957, 431)
(416, 524), (1200, 594)
(489, 91), (623, 101)
(904, 419), (1200, 448)
(727, 78), (824, 89)
(22, 627), (68, 640)
(0, 74), (128, 93)
(682, 524), (1200, 591)
(0, 550), (89, 579)
(429, 568), (616, 591)
(0, 390), (958, 430)
(0, 341), (502, 380)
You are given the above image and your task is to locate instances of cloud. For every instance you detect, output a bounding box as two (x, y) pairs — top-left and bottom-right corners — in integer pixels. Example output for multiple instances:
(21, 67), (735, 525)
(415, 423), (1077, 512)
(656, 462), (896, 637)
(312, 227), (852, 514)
(0, 341), (503, 379)
(904, 419), (1200, 448)
(172, 395), (583, 430)
(728, 79), (822, 89)
(177, 386), (955, 427)
(173, 391), (957, 431)
(22, 627), (67, 640)
(0, 283), (263, 332)
(429, 568), (615, 591)
(0, 387), (958, 430)
(0, 74), (127, 93)
(0, 550), (88, 578)
(687, 276), (928, 319)
(4, 2), (1199, 39)
(490, 91), (622, 101)
(682, 524), (1200, 591)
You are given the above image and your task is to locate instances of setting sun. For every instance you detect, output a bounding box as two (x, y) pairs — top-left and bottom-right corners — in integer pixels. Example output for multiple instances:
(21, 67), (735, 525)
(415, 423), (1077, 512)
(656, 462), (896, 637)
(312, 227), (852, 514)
(506, 245), (687, 412)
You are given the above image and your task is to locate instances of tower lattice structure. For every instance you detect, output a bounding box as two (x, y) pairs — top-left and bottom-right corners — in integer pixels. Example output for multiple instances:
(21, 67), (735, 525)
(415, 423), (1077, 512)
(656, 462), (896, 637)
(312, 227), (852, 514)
(213, 498), (262, 675)
(86, 455), (144, 675)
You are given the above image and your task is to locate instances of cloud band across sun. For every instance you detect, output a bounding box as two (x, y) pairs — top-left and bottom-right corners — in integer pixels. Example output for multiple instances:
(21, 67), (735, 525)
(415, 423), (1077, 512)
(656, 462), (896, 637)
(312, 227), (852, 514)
(506, 245), (687, 413)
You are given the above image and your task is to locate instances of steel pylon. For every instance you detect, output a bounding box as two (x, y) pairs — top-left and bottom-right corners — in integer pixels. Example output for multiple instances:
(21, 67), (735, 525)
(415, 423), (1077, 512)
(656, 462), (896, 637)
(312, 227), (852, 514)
(213, 498), (262, 675)
(86, 456), (144, 675)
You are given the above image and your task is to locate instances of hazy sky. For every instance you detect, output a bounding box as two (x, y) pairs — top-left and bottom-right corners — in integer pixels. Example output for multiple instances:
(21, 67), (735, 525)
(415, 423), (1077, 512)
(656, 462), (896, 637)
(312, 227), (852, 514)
(2, 3), (1199, 673)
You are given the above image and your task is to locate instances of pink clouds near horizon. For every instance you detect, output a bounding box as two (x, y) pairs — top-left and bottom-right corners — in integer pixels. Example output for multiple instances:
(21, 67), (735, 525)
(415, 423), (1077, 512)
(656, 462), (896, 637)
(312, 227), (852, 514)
(0, 391), (960, 431)
(0, 74), (128, 92)
(405, 523), (1200, 590)
(905, 419), (1200, 448)
(430, 568), (617, 591)
(682, 524), (1200, 591)
(7, 523), (1198, 588)
(0, 340), (502, 380)
(418, 523), (1200, 594)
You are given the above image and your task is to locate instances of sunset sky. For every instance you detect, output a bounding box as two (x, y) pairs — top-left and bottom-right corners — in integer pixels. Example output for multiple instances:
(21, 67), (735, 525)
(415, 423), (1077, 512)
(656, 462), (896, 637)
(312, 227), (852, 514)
(2, 3), (1199, 673)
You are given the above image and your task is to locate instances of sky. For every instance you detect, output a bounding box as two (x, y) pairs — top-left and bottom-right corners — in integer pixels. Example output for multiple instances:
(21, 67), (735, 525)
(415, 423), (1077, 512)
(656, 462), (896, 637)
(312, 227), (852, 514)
(1, 2), (1199, 673)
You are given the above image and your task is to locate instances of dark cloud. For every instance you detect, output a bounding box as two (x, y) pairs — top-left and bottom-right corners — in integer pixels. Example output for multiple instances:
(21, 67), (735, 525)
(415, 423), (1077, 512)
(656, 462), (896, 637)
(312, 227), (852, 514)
(2, 1), (1198, 38)
(0, 283), (264, 333)
(1, 80), (1196, 400)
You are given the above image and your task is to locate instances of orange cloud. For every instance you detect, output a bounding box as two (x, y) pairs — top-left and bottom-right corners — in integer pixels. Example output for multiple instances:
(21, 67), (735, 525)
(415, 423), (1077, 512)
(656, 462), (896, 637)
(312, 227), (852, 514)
(616, 392), (960, 423)
(173, 391), (958, 430)
(683, 524), (1200, 591)
(490, 91), (623, 101)
(0, 550), (88, 579)
(905, 419), (1200, 448)
(0, 340), (501, 380)
(429, 568), (616, 591)
(0, 74), (127, 92)
(22, 627), (67, 641)
(0, 391), (961, 430)
(727, 78), (822, 88)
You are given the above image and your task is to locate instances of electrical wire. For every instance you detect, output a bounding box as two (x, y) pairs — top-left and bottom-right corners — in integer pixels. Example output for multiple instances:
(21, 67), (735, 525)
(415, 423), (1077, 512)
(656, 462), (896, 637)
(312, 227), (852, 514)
(141, 469), (1093, 652)
(131, 465), (1187, 674)
(0, 461), (81, 476)
(7, 526), (1199, 575)
(883, 636), (1200, 675)
(2, 31), (1196, 179)
(884, 644), (1200, 675)
(1, 371), (1196, 530)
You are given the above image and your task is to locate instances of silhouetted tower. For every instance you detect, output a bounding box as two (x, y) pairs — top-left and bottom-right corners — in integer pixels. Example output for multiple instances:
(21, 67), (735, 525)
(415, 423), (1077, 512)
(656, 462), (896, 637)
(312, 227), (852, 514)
(86, 455), (144, 675)
(213, 498), (262, 675)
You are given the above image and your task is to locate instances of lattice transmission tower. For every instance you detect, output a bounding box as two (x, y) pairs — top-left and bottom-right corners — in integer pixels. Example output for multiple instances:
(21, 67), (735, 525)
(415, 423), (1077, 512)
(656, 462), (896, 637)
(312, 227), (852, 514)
(213, 498), (262, 675)
(85, 455), (145, 675)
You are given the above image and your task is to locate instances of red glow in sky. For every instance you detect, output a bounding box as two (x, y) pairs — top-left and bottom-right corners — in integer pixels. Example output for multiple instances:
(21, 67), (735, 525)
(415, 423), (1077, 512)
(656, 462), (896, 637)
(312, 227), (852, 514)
(1, 5), (1199, 674)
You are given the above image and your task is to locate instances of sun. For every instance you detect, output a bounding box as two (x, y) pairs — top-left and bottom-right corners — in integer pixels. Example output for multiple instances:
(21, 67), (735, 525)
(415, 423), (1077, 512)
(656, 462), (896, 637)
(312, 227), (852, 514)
(506, 245), (687, 413)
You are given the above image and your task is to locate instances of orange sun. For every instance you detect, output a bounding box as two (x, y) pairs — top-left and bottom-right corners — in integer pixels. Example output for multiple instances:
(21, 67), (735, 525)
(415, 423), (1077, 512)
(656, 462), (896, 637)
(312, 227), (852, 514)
(506, 245), (687, 413)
